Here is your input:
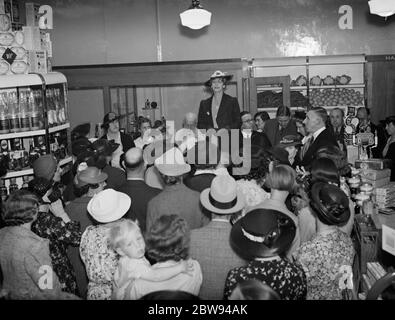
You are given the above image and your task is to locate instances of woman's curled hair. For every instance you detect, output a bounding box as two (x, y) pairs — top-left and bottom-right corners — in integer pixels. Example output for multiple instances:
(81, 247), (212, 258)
(145, 215), (190, 263)
(1, 190), (40, 226)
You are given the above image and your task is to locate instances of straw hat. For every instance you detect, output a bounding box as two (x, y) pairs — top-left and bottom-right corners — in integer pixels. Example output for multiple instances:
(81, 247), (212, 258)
(154, 147), (191, 176)
(200, 175), (245, 214)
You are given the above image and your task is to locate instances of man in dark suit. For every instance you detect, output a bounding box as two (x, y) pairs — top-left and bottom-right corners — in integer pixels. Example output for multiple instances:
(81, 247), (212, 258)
(240, 111), (271, 150)
(298, 107), (338, 169)
(197, 70), (241, 130)
(329, 108), (347, 156)
(116, 147), (161, 232)
(189, 175), (246, 299)
(264, 106), (298, 147)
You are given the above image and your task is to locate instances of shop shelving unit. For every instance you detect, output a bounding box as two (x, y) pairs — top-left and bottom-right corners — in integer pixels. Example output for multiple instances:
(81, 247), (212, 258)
(0, 72), (72, 188)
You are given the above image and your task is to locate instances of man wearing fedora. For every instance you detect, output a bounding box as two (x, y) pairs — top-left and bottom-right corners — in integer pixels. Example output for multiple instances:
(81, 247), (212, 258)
(189, 175), (246, 300)
(146, 147), (209, 232)
(117, 148), (161, 232)
(197, 70), (241, 130)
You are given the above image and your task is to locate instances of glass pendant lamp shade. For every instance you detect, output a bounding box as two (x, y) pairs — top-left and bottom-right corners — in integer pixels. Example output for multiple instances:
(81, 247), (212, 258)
(369, 0), (395, 17)
(180, 0), (211, 30)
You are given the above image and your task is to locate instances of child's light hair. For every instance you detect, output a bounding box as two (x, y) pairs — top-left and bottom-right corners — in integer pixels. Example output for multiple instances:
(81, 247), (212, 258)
(108, 219), (141, 251)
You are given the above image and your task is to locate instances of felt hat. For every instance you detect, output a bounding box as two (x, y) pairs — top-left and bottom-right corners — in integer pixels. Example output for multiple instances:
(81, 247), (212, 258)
(266, 146), (291, 166)
(200, 175), (245, 214)
(92, 139), (120, 157)
(32, 155), (58, 181)
(87, 189), (131, 223)
(230, 208), (296, 260)
(71, 122), (91, 140)
(76, 166), (108, 187)
(204, 70), (233, 87)
(310, 182), (350, 227)
(72, 137), (93, 157)
(278, 135), (302, 148)
(154, 147), (191, 176)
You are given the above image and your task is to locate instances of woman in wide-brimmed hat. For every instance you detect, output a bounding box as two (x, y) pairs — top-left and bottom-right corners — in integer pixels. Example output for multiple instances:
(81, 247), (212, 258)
(294, 182), (355, 300)
(224, 208), (307, 300)
(197, 70), (241, 130)
(79, 188), (131, 300)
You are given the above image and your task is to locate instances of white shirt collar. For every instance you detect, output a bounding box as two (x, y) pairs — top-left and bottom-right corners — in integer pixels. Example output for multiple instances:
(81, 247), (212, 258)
(312, 126), (326, 141)
(242, 129), (252, 139)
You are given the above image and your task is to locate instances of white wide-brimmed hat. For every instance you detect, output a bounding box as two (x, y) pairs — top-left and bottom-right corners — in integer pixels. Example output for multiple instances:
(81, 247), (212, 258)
(154, 147), (191, 176)
(87, 189), (131, 223)
(200, 175), (245, 214)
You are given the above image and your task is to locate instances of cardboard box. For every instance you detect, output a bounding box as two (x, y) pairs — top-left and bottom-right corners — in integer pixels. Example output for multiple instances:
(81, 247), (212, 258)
(355, 158), (393, 170)
(360, 169), (391, 181)
(27, 50), (47, 73)
(361, 176), (391, 188)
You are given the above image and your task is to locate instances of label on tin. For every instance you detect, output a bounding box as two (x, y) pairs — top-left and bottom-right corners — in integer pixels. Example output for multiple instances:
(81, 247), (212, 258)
(20, 116), (30, 130)
(9, 116), (20, 131)
(0, 117), (9, 132)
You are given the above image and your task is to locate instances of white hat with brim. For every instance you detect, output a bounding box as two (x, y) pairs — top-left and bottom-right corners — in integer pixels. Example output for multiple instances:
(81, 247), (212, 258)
(200, 175), (245, 215)
(87, 189), (131, 223)
(154, 147), (191, 176)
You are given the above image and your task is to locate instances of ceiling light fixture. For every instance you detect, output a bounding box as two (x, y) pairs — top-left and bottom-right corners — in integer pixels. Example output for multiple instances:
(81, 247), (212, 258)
(180, 0), (211, 30)
(368, 0), (395, 19)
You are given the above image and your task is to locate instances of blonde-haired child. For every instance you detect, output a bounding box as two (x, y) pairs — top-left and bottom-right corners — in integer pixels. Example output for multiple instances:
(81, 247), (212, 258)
(109, 219), (193, 300)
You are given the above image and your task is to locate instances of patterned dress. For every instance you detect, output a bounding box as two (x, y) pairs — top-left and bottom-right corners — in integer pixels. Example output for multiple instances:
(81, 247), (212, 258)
(295, 229), (355, 300)
(31, 211), (81, 295)
(79, 225), (119, 300)
(224, 257), (307, 300)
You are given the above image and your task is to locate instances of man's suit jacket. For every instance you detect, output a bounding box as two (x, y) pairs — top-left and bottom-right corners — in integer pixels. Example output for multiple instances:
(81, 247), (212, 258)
(328, 125), (347, 156)
(197, 93), (241, 130)
(189, 220), (246, 300)
(264, 118), (298, 147)
(298, 128), (338, 168)
(116, 180), (161, 233)
(239, 130), (272, 150)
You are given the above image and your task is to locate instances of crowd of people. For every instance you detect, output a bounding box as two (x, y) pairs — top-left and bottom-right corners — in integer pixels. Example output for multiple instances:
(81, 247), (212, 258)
(0, 70), (394, 301)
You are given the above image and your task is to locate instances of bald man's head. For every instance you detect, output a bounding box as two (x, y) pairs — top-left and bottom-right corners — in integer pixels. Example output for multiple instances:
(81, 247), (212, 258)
(124, 147), (144, 171)
(183, 113), (197, 129)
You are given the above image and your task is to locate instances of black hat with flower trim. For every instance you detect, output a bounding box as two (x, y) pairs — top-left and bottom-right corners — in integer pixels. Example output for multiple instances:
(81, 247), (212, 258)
(230, 208), (296, 260)
(310, 182), (350, 226)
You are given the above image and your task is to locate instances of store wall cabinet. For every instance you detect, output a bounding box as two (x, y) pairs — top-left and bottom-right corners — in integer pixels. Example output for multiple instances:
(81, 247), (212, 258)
(248, 54), (366, 118)
(0, 72), (72, 193)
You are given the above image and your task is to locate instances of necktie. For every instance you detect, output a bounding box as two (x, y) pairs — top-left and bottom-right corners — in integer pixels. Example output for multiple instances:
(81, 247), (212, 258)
(301, 135), (314, 159)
